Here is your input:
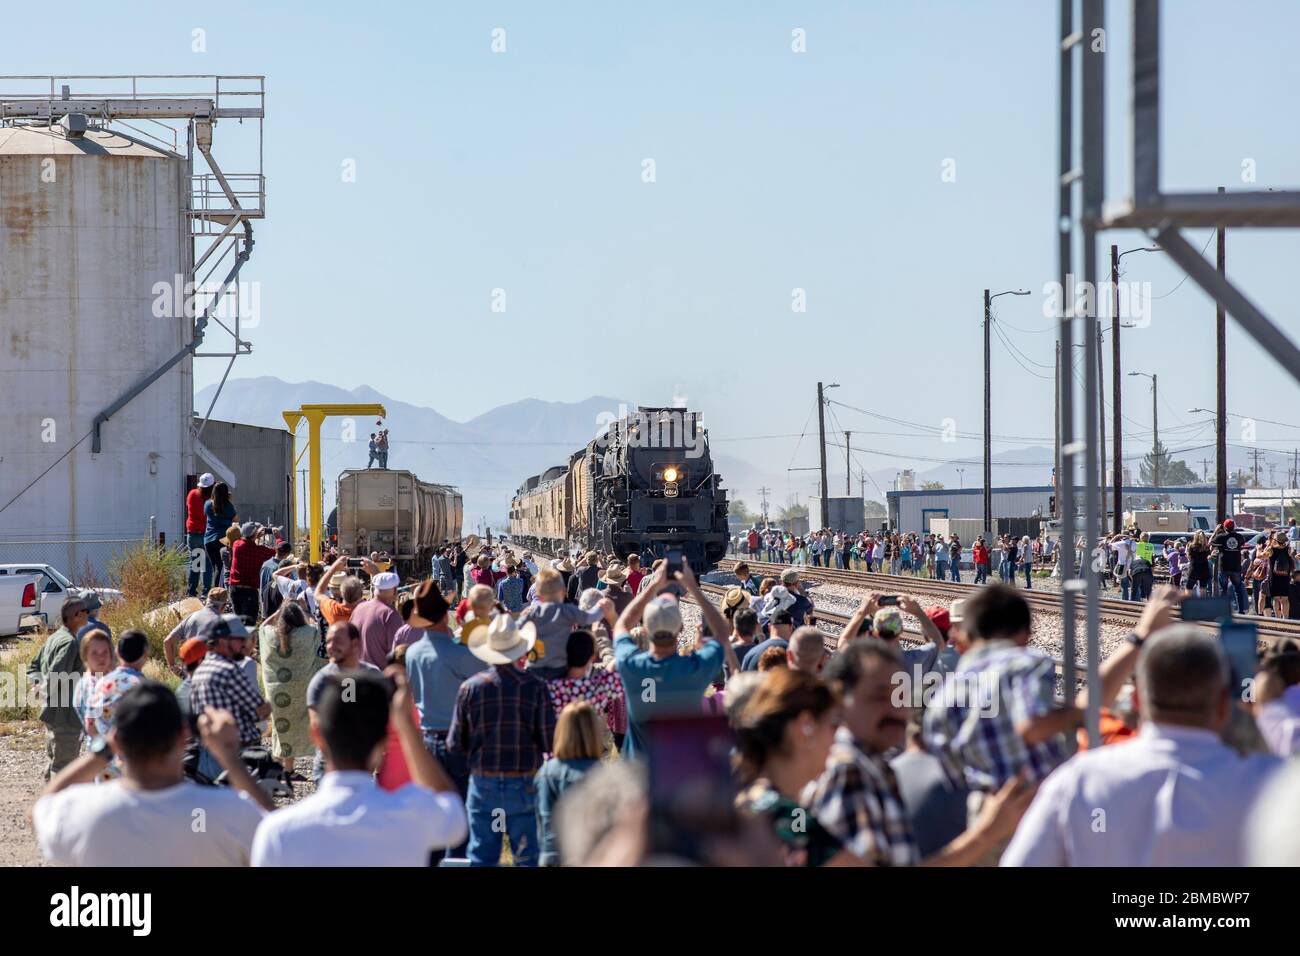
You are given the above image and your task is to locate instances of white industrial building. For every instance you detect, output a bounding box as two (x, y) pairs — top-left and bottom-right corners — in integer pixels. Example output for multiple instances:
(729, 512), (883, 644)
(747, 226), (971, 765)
(887, 484), (1243, 534)
(0, 76), (265, 574)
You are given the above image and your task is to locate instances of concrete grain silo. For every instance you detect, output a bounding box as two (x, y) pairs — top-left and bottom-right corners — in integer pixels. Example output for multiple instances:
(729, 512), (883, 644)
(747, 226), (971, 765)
(0, 77), (265, 574)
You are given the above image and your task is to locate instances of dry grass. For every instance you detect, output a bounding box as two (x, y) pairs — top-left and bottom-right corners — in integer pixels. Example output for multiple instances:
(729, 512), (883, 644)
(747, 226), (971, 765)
(0, 543), (189, 731)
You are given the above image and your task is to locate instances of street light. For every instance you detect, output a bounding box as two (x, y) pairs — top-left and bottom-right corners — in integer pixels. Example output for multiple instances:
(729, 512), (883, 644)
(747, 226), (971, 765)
(1109, 244), (1161, 532)
(1130, 371), (1159, 487)
(956, 467), (965, 489)
(985, 288), (1031, 539)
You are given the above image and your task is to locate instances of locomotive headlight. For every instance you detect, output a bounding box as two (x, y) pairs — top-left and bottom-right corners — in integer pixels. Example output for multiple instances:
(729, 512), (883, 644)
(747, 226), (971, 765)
(663, 467), (679, 483)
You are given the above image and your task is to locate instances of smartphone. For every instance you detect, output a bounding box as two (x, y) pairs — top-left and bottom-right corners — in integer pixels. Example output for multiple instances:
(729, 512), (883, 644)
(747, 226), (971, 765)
(665, 547), (684, 578)
(1181, 596), (1232, 622)
(878, 595), (899, 606)
(346, 557), (364, 570)
(1219, 621), (1259, 697)
(645, 714), (738, 862)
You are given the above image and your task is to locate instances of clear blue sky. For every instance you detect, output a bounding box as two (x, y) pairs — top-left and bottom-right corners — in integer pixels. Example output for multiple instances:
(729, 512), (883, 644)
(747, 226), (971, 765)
(11, 1), (1300, 505)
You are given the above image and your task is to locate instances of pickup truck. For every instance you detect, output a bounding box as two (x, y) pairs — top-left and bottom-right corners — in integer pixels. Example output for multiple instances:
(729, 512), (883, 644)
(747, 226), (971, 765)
(0, 573), (40, 637)
(0, 564), (122, 632)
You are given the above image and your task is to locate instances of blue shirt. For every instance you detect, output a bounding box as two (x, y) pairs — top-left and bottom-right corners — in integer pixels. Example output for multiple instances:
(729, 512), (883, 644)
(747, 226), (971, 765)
(260, 557), (281, 592)
(405, 629), (489, 732)
(204, 500), (236, 543)
(615, 633), (725, 758)
(496, 575), (526, 613)
(76, 616), (112, 642)
(741, 637), (788, 671)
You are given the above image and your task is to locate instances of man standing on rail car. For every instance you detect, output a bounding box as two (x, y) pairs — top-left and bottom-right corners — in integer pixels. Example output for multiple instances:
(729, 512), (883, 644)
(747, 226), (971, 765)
(367, 433), (378, 469)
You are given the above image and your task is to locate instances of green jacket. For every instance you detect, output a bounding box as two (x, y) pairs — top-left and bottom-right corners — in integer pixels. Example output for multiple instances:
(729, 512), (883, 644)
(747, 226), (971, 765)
(26, 626), (84, 729)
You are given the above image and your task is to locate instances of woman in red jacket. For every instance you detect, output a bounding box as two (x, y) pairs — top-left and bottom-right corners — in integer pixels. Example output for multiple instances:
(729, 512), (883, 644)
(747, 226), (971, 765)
(972, 537), (991, 584)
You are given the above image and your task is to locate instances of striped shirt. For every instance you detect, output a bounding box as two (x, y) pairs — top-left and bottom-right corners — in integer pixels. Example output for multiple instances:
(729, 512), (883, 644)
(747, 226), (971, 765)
(806, 728), (919, 866)
(922, 639), (1070, 792)
(448, 664), (556, 775)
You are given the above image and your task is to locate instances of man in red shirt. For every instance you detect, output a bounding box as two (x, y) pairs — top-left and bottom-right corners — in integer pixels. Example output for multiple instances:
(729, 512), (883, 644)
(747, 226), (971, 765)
(186, 473), (216, 596)
(227, 522), (276, 623)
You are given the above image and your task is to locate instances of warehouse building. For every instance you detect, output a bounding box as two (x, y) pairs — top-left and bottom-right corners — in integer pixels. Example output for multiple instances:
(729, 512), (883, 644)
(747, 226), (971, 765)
(194, 418), (295, 544)
(887, 485), (1243, 534)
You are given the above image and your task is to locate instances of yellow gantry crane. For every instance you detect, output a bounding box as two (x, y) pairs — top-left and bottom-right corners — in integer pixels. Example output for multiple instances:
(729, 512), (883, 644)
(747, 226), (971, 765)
(282, 403), (387, 562)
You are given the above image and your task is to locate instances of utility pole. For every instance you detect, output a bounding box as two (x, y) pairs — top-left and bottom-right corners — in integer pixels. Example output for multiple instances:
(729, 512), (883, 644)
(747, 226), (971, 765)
(1151, 373), (1159, 487)
(1098, 320), (1108, 522)
(1053, 339), (1061, 517)
(1201, 458), (1211, 483)
(817, 382), (829, 531)
(983, 289), (992, 537)
(844, 431), (852, 495)
(299, 468), (309, 530)
(1111, 244), (1122, 533)
(1216, 185), (1228, 524)
(1251, 447), (1263, 486)
(758, 485), (771, 524)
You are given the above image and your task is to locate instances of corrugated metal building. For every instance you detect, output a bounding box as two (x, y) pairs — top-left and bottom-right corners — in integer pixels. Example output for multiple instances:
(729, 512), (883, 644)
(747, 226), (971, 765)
(194, 418), (294, 542)
(0, 124), (191, 543)
(887, 485), (1244, 534)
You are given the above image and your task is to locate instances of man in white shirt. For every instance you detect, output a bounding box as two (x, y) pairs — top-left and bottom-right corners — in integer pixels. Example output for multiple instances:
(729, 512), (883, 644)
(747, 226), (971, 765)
(252, 668), (467, 866)
(32, 683), (269, 866)
(1002, 623), (1280, 867)
(1109, 533), (1135, 600)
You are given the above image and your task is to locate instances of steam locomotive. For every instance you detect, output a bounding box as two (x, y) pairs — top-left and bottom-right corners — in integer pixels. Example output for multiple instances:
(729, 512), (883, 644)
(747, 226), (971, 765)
(509, 406), (729, 569)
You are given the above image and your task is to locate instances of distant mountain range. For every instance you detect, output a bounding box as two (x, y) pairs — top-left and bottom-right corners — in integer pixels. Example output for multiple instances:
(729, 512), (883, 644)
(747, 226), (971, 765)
(196, 377), (1257, 531)
(194, 377), (778, 531)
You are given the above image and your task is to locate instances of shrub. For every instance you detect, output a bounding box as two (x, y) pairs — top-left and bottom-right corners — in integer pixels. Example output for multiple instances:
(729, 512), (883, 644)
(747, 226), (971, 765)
(108, 540), (188, 607)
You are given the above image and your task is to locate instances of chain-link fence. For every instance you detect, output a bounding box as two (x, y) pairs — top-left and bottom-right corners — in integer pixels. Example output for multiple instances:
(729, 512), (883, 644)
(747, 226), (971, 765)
(0, 538), (149, 587)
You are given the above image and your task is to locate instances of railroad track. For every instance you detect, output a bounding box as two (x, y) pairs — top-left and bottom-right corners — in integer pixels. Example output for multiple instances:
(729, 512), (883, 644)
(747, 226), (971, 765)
(717, 558), (1300, 650)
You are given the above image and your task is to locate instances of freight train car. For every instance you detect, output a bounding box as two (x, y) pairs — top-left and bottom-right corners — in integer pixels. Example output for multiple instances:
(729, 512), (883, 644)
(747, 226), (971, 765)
(509, 407), (729, 569)
(331, 469), (462, 577)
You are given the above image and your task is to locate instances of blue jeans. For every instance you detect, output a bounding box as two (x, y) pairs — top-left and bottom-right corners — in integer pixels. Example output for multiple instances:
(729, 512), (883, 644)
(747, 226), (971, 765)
(975, 562), (989, 584)
(1220, 572), (1248, 614)
(187, 531), (209, 596)
(425, 731), (470, 859)
(467, 774), (539, 867)
(950, 563), (960, 582)
(1022, 562), (1033, 588)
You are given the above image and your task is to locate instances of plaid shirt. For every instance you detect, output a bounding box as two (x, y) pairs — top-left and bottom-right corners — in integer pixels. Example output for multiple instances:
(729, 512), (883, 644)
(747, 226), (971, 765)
(448, 664), (556, 775)
(806, 728), (919, 866)
(922, 639), (1071, 792)
(191, 652), (266, 747)
(228, 539), (275, 589)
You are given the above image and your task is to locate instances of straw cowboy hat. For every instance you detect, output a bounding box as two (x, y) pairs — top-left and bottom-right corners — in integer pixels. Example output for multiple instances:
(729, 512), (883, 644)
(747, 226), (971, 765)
(601, 563), (628, 586)
(723, 587), (750, 611)
(467, 613), (537, 665)
(221, 525), (242, 547)
(553, 557), (574, 573)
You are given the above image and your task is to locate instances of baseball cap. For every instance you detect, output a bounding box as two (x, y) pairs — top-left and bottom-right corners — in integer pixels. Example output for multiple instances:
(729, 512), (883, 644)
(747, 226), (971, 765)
(197, 473), (216, 488)
(80, 591), (102, 612)
(1224, 518), (1236, 529)
(644, 595), (683, 640)
(925, 606), (951, 636)
(372, 571), (401, 592)
(780, 568), (800, 585)
(179, 637), (208, 666)
(239, 521), (260, 539)
(198, 613), (250, 641)
(873, 607), (904, 638)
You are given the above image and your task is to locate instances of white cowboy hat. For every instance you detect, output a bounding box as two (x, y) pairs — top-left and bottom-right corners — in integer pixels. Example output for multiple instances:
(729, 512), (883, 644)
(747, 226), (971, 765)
(468, 613), (537, 665)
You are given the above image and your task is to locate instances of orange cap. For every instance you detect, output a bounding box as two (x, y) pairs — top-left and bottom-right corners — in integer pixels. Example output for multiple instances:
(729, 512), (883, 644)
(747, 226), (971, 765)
(179, 637), (208, 666)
